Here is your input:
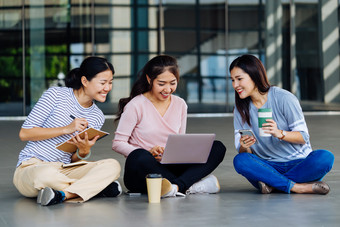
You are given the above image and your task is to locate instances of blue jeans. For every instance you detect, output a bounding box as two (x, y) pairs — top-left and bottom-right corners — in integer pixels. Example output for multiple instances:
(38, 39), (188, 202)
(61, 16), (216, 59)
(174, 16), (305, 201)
(233, 149), (334, 193)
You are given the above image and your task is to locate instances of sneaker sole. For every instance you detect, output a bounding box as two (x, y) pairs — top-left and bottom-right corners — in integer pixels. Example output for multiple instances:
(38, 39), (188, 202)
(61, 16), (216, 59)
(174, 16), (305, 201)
(211, 175), (221, 194)
(40, 187), (55, 206)
(215, 177), (221, 193)
(115, 181), (123, 196)
(37, 188), (45, 204)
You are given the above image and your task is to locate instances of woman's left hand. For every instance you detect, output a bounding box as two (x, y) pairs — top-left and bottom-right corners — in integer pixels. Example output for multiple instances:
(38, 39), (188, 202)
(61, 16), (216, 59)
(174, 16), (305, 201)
(262, 119), (282, 138)
(67, 132), (99, 157)
(149, 146), (164, 162)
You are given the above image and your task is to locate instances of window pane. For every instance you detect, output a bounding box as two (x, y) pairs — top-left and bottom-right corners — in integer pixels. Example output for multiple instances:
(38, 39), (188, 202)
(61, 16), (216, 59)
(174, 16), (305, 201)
(95, 7), (131, 28)
(164, 30), (197, 53)
(0, 56), (23, 116)
(164, 5), (196, 28)
(201, 55), (227, 104)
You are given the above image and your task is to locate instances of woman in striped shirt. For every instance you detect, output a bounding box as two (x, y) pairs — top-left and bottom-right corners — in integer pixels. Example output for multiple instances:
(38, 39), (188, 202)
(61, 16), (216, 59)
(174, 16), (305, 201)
(13, 56), (121, 206)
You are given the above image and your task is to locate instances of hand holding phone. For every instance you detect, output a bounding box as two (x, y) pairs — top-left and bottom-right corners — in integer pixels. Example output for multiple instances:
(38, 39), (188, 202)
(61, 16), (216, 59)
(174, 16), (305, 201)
(239, 129), (258, 144)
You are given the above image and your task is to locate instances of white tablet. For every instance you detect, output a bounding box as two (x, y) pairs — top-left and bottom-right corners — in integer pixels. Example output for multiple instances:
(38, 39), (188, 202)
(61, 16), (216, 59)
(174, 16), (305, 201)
(160, 134), (215, 164)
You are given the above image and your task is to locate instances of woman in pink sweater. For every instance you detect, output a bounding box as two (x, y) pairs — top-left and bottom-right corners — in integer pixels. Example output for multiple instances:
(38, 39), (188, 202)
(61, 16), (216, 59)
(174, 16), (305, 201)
(112, 55), (226, 197)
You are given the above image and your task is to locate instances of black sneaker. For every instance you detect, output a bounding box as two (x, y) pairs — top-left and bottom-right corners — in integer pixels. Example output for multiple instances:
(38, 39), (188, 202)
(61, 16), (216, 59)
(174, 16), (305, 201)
(96, 181), (122, 197)
(39, 187), (65, 206)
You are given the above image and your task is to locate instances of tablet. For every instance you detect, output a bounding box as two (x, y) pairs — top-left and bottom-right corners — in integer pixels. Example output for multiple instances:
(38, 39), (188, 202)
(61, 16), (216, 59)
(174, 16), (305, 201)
(160, 134), (215, 164)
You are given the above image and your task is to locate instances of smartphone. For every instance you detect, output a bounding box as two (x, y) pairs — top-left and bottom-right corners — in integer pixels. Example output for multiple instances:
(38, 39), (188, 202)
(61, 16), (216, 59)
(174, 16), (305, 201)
(125, 191), (142, 197)
(239, 129), (258, 144)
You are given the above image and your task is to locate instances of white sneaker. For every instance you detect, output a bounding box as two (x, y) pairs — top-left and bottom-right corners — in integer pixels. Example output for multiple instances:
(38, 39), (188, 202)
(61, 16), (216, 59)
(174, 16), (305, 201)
(186, 175), (220, 195)
(161, 178), (185, 198)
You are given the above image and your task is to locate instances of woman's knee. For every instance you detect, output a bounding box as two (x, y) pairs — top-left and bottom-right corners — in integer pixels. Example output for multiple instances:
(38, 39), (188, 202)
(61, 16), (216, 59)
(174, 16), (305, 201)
(311, 149), (335, 171)
(98, 158), (121, 174)
(233, 153), (252, 174)
(213, 140), (226, 152)
(125, 149), (154, 170)
(211, 140), (226, 161)
(316, 149), (334, 162)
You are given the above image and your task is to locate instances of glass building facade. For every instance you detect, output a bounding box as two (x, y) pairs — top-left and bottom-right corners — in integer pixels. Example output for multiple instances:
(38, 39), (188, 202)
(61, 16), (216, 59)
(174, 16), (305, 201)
(1, 0), (340, 116)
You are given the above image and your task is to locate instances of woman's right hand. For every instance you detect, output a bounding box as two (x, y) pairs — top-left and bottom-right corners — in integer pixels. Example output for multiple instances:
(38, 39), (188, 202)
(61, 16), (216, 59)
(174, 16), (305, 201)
(149, 146), (164, 162)
(239, 135), (255, 153)
(64, 118), (88, 134)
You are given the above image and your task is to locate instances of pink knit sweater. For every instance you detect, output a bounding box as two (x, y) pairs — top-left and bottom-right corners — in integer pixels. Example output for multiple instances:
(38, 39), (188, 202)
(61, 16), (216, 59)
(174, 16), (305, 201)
(112, 94), (187, 157)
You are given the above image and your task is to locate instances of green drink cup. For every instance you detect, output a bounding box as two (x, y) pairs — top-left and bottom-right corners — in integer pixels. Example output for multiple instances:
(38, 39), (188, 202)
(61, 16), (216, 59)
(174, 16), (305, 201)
(258, 108), (272, 137)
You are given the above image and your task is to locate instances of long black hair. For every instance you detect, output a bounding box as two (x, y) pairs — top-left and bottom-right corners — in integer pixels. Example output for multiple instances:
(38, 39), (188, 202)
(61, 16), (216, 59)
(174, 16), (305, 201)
(115, 55), (179, 121)
(229, 54), (271, 126)
(65, 56), (114, 90)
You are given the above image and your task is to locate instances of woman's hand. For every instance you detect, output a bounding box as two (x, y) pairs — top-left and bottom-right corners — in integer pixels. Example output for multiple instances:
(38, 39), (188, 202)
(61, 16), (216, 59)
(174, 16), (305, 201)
(261, 119), (282, 138)
(262, 119), (305, 144)
(68, 132), (99, 158)
(240, 135), (256, 149)
(149, 146), (164, 162)
(63, 118), (89, 134)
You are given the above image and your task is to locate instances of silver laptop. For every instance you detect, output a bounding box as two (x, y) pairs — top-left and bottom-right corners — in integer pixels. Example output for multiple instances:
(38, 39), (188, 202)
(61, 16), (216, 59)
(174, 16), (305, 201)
(160, 134), (215, 164)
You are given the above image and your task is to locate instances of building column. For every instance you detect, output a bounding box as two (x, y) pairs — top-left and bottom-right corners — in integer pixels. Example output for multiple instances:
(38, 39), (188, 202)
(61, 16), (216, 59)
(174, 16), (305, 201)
(290, 0), (298, 97)
(29, 0), (46, 107)
(265, 0), (282, 87)
(318, 0), (340, 103)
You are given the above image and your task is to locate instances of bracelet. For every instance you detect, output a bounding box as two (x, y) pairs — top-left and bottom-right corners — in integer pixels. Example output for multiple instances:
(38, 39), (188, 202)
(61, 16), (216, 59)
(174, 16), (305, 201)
(76, 149), (91, 160)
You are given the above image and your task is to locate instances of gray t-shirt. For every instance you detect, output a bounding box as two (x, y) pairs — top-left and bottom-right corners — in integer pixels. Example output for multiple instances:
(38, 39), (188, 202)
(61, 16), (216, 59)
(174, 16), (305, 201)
(233, 86), (312, 162)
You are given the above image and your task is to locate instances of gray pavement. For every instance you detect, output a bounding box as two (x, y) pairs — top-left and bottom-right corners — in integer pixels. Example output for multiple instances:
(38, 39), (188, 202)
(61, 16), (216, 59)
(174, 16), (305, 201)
(0, 114), (339, 227)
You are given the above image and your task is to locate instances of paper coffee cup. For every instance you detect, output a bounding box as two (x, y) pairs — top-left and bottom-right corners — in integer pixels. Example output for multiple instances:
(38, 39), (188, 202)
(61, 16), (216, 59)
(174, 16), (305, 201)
(258, 108), (272, 137)
(146, 173), (162, 203)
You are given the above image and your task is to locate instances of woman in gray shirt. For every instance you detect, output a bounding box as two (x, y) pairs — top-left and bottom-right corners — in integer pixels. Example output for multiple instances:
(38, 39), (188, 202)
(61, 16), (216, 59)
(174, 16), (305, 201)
(230, 54), (334, 194)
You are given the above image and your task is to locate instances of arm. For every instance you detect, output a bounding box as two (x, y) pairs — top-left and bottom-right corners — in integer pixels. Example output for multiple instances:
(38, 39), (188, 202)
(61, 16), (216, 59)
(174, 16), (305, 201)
(179, 101), (188, 134)
(112, 103), (141, 157)
(19, 87), (88, 141)
(19, 117), (88, 141)
(262, 119), (305, 144)
(233, 108), (255, 153)
(262, 90), (307, 145)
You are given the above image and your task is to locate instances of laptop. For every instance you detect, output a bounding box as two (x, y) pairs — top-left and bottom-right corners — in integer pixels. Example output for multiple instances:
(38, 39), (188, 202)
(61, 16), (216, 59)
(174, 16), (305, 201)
(160, 133), (215, 164)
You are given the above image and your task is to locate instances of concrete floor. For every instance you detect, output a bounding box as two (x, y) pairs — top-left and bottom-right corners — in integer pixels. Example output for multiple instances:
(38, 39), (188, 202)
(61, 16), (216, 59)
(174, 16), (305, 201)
(1, 114), (340, 227)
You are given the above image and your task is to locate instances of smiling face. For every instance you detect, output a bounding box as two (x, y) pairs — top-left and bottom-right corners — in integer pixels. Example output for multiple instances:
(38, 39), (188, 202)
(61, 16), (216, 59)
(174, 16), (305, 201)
(82, 69), (113, 103)
(230, 66), (257, 99)
(147, 70), (178, 102)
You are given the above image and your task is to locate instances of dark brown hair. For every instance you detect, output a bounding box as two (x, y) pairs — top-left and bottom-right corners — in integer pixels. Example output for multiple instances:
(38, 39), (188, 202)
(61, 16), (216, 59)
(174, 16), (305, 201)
(65, 56), (114, 90)
(115, 55), (179, 121)
(229, 54), (271, 126)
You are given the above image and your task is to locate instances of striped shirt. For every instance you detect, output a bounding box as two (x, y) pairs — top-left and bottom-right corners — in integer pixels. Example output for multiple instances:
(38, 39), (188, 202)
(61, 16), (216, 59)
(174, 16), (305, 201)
(17, 87), (105, 167)
(234, 86), (313, 162)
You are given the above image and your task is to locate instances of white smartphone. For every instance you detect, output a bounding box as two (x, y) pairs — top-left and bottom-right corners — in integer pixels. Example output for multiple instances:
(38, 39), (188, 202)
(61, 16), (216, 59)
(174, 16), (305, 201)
(239, 129), (258, 144)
